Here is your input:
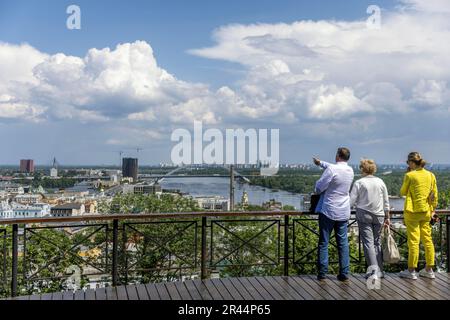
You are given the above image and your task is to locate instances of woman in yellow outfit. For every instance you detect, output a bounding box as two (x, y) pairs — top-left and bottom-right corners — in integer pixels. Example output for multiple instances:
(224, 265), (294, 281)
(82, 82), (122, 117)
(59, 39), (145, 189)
(399, 152), (439, 280)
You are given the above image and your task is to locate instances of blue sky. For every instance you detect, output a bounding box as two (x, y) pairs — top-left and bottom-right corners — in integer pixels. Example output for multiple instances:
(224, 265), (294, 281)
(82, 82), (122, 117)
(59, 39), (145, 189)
(0, 0), (395, 87)
(1, 0), (449, 165)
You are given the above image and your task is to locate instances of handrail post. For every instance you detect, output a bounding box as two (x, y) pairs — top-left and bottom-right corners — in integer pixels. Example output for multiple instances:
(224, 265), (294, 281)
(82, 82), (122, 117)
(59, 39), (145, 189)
(201, 217), (208, 279)
(112, 219), (119, 286)
(447, 215), (450, 272)
(284, 215), (289, 276)
(11, 224), (18, 297)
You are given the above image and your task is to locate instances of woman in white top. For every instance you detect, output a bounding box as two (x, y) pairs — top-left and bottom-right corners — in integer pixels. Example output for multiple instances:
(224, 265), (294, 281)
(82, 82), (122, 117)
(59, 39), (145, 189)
(350, 159), (390, 278)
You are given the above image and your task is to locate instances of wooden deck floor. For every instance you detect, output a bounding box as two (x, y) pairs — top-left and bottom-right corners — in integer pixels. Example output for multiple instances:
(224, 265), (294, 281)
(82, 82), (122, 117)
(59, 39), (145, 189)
(10, 273), (450, 300)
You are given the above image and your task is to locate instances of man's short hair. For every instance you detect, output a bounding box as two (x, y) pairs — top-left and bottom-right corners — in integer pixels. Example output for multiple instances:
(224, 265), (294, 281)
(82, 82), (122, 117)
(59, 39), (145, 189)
(337, 147), (351, 161)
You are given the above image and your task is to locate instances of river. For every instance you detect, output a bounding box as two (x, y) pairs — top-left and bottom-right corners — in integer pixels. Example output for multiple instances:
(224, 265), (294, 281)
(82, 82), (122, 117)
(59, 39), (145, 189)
(160, 177), (305, 210)
(160, 176), (405, 212)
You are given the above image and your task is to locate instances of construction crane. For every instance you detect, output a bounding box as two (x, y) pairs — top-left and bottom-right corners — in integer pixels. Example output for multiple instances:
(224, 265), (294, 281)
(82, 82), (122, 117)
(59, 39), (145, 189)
(123, 147), (144, 157)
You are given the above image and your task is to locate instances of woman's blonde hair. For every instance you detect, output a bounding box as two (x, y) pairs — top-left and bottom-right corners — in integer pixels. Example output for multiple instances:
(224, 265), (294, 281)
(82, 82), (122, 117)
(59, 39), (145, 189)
(359, 159), (377, 175)
(407, 152), (426, 168)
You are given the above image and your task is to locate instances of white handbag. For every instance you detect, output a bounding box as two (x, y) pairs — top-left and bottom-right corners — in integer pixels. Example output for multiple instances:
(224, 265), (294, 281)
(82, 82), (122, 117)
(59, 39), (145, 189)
(382, 227), (401, 264)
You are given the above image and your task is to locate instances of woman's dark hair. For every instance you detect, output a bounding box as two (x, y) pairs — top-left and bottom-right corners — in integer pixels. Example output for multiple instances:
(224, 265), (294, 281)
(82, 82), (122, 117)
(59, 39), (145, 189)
(407, 152), (426, 167)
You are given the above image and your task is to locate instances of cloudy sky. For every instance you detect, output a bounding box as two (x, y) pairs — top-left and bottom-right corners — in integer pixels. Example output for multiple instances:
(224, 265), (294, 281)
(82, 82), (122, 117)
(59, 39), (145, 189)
(0, 0), (449, 165)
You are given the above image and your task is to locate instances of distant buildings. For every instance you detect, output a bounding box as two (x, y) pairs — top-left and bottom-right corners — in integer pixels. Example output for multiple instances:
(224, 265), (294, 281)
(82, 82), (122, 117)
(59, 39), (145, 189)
(194, 196), (230, 211)
(132, 183), (162, 195)
(262, 199), (283, 211)
(122, 158), (138, 182)
(14, 194), (43, 205)
(0, 201), (50, 219)
(50, 203), (85, 217)
(0, 183), (24, 195)
(20, 159), (34, 173)
(121, 183), (162, 195)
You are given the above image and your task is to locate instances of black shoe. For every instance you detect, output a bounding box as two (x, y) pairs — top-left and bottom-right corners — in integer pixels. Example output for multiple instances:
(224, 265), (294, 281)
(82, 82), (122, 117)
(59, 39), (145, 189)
(337, 274), (349, 282)
(317, 274), (326, 281)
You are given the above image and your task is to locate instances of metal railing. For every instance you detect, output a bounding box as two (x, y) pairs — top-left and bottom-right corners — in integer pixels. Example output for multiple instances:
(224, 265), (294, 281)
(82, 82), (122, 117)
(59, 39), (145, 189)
(0, 210), (449, 298)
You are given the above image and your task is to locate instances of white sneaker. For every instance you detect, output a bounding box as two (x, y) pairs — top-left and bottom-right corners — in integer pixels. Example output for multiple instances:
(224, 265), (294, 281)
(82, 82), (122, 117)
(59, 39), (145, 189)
(419, 268), (435, 279)
(399, 269), (418, 280)
(377, 271), (385, 278)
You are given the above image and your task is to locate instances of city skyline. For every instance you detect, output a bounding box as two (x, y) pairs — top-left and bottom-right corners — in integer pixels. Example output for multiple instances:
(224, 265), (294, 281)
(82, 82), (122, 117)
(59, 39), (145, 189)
(1, 0), (450, 165)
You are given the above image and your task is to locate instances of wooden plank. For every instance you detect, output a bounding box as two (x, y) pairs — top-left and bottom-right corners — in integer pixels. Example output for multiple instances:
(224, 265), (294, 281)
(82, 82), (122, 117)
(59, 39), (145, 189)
(95, 287), (107, 300)
(135, 284), (150, 300)
(228, 278), (254, 300)
(62, 290), (74, 300)
(278, 276), (314, 300)
(379, 275), (419, 300)
(402, 277), (442, 300)
(269, 276), (303, 300)
(348, 274), (389, 300)
(85, 288), (96, 300)
(29, 294), (41, 300)
(210, 278), (234, 300)
(425, 276), (450, 296)
(164, 282), (182, 300)
(433, 273), (450, 287)
(236, 278), (264, 300)
(184, 280), (203, 300)
(384, 274), (432, 300)
(317, 276), (355, 300)
(202, 279), (223, 300)
(174, 281), (193, 300)
(219, 278), (244, 300)
(125, 285), (140, 301)
(106, 286), (118, 300)
(192, 279), (213, 300)
(328, 277), (362, 300)
(288, 276), (325, 300)
(245, 277), (274, 300)
(303, 276), (339, 300)
(435, 272), (450, 281)
(270, 276), (305, 300)
(51, 292), (63, 300)
(293, 275), (336, 300)
(362, 274), (405, 300)
(116, 286), (128, 300)
(154, 283), (171, 300)
(254, 277), (287, 300)
(305, 275), (345, 300)
(414, 277), (449, 300)
(144, 283), (161, 300)
(74, 289), (85, 300)
(40, 293), (53, 301)
(432, 272), (450, 290)
(358, 274), (405, 300)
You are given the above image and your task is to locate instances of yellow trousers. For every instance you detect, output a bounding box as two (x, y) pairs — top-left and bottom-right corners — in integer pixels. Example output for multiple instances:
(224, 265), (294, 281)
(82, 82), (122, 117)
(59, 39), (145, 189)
(404, 211), (435, 269)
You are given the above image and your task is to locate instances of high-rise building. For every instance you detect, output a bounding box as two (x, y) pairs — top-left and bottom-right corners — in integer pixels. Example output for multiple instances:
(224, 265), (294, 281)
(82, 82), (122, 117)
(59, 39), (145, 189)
(122, 158), (138, 182)
(20, 159), (34, 173)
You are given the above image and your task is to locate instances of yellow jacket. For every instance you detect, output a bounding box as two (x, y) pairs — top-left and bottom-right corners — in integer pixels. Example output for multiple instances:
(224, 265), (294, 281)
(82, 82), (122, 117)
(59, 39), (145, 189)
(400, 168), (438, 213)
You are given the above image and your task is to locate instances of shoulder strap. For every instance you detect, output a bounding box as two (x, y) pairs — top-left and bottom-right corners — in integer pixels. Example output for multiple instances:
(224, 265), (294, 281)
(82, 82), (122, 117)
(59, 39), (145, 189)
(430, 171), (433, 193)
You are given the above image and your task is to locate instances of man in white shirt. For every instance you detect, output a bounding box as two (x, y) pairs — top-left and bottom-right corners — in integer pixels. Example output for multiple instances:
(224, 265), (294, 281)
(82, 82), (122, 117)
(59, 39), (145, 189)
(313, 147), (354, 282)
